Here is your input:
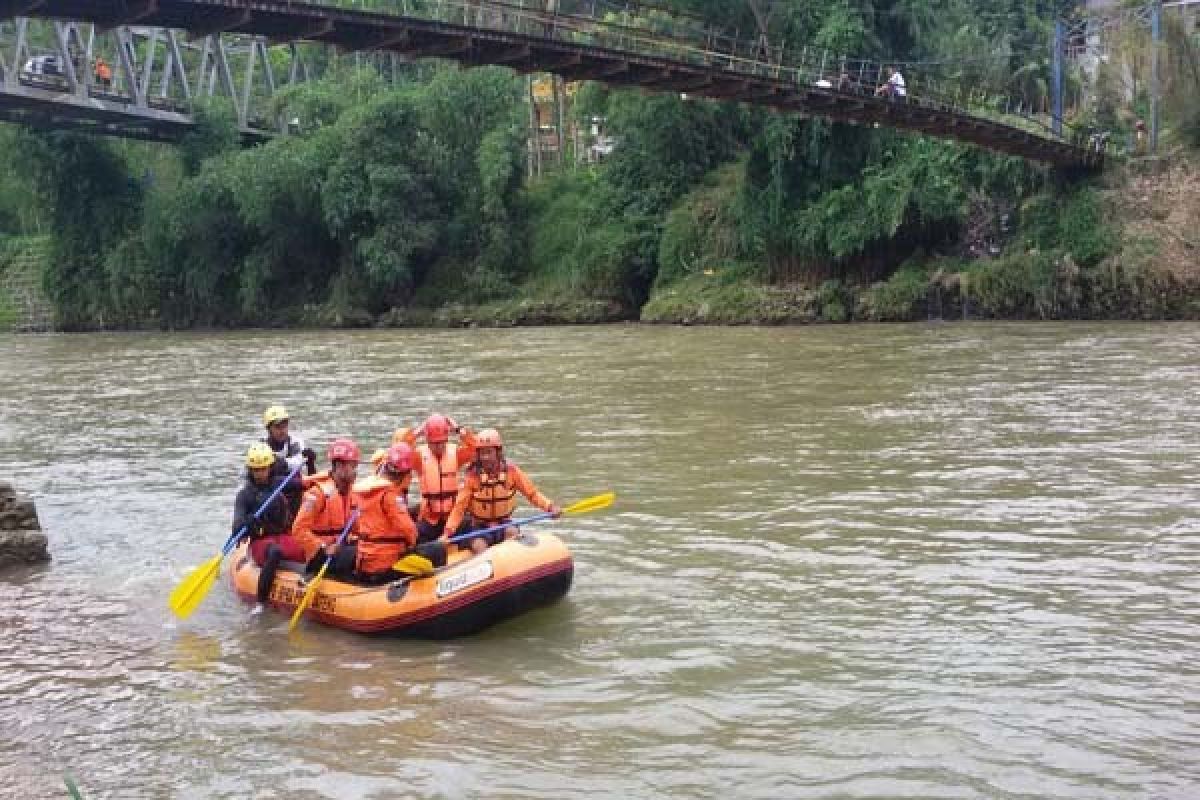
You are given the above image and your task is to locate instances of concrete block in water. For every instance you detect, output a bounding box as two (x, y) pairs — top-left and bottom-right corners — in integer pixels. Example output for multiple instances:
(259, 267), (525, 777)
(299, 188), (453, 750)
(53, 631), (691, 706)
(0, 482), (49, 568)
(0, 529), (50, 566)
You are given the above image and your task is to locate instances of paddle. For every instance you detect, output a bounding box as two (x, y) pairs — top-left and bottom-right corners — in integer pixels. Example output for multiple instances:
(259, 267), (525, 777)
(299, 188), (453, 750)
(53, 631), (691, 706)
(287, 509), (360, 633)
(168, 463), (302, 620)
(444, 491), (615, 547)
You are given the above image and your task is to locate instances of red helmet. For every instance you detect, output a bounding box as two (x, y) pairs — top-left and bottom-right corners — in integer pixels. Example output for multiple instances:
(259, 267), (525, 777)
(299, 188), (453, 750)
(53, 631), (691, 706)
(424, 413), (451, 443)
(476, 428), (503, 450)
(385, 443), (414, 472)
(328, 438), (360, 464)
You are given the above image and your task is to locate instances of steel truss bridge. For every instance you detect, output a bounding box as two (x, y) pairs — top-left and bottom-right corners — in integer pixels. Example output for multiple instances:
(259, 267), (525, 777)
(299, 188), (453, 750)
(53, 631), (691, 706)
(0, 0), (1105, 167)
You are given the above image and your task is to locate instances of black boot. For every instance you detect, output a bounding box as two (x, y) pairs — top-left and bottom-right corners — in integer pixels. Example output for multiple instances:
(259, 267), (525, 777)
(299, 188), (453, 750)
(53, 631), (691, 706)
(257, 544), (282, 605)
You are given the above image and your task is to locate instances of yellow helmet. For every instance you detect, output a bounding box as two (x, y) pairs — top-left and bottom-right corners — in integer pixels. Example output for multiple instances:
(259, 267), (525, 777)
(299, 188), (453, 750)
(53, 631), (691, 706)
(246, 443), (276, 469)
(262, 405), (289, 427)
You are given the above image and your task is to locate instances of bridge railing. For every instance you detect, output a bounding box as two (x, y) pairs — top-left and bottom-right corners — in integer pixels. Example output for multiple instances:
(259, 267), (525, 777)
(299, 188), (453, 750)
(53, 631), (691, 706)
(320, 0), (1096, 154)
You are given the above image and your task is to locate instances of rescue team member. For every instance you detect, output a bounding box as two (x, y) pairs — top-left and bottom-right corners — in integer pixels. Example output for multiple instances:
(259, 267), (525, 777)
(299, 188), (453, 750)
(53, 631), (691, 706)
(93, 56), (111, 89)
(262, 404), (316, 475)
(262, 404), (315, 515)
(325, 444), (419, 583)
(292, 438), (360, 573)
(233, 443), (304, 614)
(396, 413), (478, 544)
(444, 428), (560, 555)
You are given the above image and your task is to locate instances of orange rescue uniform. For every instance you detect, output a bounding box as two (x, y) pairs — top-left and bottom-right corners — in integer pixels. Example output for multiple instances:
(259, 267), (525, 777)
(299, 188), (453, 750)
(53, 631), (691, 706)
(394, 427), (477, 525)
(292, 475), (357, 562)
(444, 461), (554, 535)
(350, 475), (417, 574)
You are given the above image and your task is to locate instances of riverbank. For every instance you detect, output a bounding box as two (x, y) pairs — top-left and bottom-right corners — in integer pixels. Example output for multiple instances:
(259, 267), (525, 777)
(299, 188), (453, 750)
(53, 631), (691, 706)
(395, 158), (1200, 327)
(2, 159), (1196, 331)
(640, 158), (1200, 325)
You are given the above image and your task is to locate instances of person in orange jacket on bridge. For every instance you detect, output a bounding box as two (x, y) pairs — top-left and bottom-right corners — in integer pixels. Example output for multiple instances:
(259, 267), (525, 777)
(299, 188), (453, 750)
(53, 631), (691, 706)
(93, 56), (111, 89)
(393, 413), (478, 544)
(444, 428), (560, 555)
(292, 437), (360, 572)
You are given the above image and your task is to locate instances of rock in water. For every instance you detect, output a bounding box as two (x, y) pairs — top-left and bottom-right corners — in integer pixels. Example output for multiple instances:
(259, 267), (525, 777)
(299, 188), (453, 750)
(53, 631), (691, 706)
(0, 480), (49, 568)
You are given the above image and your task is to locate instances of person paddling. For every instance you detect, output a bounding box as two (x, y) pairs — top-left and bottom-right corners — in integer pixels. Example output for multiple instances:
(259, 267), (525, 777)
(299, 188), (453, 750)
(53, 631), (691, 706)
(234, 443), (304, 614)
(443, 429), (560, 555)
(292, 438), (360, 574)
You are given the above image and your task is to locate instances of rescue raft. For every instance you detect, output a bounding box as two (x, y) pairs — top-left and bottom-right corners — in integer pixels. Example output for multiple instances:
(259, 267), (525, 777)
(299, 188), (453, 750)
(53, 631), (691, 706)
(228, 532), (573, 637)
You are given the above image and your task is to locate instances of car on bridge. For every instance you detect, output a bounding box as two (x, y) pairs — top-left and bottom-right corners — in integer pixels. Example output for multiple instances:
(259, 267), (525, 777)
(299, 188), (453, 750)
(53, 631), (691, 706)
(19, 54), (68, 91)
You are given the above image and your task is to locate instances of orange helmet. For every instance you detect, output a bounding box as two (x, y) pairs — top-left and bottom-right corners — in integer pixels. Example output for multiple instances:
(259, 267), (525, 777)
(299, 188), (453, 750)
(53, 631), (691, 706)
(476, 428), (503, 450)
(328, 438), (360, 464)
(424, 414), (451, 443)
(385, 443), (414, 472)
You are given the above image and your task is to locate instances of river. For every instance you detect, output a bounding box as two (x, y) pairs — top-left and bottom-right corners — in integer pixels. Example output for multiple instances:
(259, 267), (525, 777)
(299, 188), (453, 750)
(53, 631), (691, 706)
(0, 323), (1197, 799)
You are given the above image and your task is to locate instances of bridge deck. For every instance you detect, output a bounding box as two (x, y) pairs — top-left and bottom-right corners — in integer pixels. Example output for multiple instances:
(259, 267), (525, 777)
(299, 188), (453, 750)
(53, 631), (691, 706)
(0, 0), (1100, 167)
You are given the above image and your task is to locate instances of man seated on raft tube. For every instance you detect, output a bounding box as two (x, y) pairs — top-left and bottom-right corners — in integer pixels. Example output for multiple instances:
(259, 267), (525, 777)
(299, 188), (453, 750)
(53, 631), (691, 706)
(295, 438), (424, 585)
(439, 428), (561, 558)
(234, 443), (305, 614)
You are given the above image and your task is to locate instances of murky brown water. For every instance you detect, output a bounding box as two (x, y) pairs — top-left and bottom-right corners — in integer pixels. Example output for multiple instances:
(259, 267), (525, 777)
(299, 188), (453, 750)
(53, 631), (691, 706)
(1, 323), (1198, 799)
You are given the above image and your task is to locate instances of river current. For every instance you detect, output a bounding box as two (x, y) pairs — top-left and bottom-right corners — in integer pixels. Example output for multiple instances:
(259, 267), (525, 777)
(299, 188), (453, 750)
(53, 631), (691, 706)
(0, 323), (1197, 799)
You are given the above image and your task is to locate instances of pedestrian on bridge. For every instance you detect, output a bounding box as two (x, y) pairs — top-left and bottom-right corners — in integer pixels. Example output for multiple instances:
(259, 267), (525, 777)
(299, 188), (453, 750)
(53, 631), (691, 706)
(93, 57), (111, 89)
(876, 66), (906, 101)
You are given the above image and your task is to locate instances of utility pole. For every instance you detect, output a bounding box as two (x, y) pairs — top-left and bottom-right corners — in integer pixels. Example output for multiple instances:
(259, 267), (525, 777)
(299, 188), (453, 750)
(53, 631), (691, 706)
(554, 75), (566, 167)
(527, 74), (539, 178)
(1150, 0), (1162, 154)
(1052, 17), (1064, 136)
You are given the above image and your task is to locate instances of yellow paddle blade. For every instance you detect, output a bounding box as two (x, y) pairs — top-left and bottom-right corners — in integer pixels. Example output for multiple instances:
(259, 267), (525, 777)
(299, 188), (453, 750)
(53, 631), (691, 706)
(168, 554), (223, 620)
(565, 491), (615, 515)
(288, 563), (330, 633)
(392, 553), (434, 577)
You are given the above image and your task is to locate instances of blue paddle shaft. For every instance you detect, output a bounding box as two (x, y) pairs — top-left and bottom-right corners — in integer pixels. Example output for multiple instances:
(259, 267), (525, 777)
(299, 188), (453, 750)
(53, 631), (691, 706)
(334, 508), (360, 547)
(221, 463), (302, 556)
(445, 510), (554, 546)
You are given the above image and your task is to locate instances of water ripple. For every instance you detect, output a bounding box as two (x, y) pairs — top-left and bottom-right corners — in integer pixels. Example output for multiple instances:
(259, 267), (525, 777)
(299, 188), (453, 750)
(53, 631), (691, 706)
(1, 324), (1199, 797)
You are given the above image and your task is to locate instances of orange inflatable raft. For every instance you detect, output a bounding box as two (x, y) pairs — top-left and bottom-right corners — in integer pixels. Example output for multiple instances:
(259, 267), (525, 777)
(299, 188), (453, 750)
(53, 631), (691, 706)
(228, 532), (573, 637)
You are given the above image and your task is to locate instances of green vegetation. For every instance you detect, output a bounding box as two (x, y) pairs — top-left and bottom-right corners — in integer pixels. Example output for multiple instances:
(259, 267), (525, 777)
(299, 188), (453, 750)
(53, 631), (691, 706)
(0, 2), (1195, 330)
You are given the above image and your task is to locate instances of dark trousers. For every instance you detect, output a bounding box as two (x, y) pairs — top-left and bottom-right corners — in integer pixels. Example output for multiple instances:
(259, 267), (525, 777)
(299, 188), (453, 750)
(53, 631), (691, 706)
(322, 543), (413, 585)
(417, 517), (469, 544)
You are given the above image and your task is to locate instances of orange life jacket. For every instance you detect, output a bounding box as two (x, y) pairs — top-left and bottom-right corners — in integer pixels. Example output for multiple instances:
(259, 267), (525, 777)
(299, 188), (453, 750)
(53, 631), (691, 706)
(293, 475), (355, 561)
(351, 476), (416, 574)
(418, 443), (459, 518)
(466, 464), (517, 524)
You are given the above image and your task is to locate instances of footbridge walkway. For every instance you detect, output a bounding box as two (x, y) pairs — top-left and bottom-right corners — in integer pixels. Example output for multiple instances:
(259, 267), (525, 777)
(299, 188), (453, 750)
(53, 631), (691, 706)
(0, 0), (1104, 167)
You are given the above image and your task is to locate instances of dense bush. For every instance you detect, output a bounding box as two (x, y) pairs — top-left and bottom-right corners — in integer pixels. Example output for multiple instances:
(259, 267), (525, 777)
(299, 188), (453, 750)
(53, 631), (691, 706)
(1021, 187), (1117, 267)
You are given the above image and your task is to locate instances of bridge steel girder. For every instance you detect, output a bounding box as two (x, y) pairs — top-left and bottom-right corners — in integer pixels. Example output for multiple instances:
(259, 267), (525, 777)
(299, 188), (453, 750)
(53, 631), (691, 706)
(339, 27), (410, 53)
(104, 0), (158, 28)
(403, 33), (473, 59)
(0, 15), (310, 141)
(0, 0), (41, 17)
(186, 6), (252, 37)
